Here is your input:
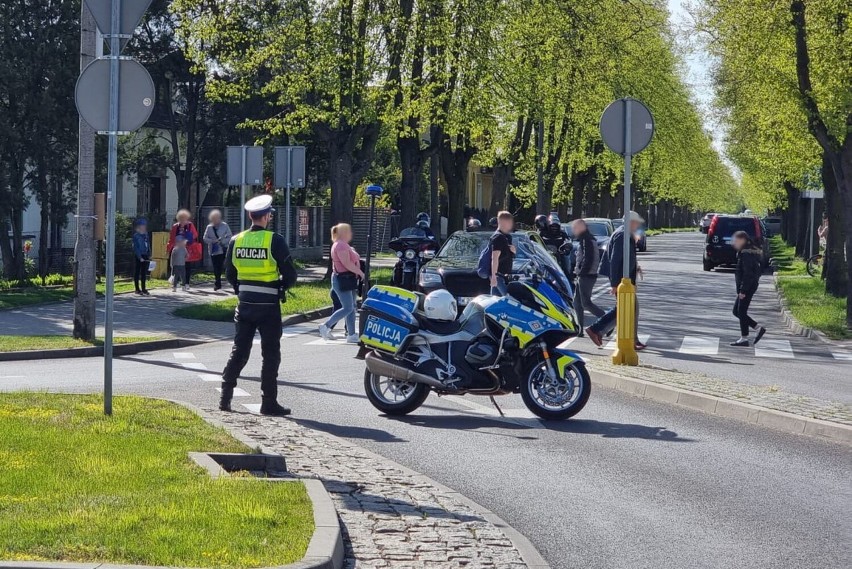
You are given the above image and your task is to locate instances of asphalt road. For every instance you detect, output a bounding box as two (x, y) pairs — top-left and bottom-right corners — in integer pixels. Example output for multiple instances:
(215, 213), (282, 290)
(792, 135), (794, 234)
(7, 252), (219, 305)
(2, 327), (850, 569)
(571, 232), (851, 404)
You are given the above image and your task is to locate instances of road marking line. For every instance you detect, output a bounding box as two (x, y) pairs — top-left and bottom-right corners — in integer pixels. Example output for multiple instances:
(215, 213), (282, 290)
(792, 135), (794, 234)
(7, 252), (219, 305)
(444, 396), (539, 422)
(0, 376), (25, 379)
(216, 387), (250, 396)
(172, 352), (196, 359)
(304, 338), (350, 346)
(253, 339), (261, 345)
(831, 351), (852, 361)
(754, 339), (794, 359)
(679, 335), (719, 355)
(198, 373), (221, 382)
(242, 403), (261, 414)
(605, 334), (650, 350)
(180, 362), (208, 370)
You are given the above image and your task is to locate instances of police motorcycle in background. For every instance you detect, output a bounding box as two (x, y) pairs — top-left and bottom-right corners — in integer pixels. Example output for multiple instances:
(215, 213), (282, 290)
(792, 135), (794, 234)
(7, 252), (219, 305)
(358, 245), (590, 420)
(389, 214), (438, 290)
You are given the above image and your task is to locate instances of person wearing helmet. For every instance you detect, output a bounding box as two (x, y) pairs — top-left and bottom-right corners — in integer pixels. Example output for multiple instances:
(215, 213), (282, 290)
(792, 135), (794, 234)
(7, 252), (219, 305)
(540, 214), (574, 279)
(466, 218), (482, 232)
(534, 214), (549, 232)
(488, 217), (498, 230)
(416, 212), (431, 224)
(415, 219), (435, 239)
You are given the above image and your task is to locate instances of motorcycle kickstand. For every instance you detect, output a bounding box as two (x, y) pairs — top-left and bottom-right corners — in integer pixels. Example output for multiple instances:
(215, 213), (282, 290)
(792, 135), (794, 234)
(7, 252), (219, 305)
(489, 396), (505, 417)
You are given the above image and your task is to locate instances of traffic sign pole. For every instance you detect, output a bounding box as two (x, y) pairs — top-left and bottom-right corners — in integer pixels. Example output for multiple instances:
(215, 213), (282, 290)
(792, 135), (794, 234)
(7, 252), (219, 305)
(240, 146), (247, 231)
(286, 147), (292, 246)
(103, 0), (123, 415)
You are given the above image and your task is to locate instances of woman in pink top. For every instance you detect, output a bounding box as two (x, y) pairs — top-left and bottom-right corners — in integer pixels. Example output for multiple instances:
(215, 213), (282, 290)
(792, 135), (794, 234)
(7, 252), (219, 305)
(319, 223), (364, 342)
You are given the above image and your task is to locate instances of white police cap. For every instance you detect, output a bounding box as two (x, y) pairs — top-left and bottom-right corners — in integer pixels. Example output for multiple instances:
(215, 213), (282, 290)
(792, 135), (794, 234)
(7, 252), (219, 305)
(245, 194), (275, 216)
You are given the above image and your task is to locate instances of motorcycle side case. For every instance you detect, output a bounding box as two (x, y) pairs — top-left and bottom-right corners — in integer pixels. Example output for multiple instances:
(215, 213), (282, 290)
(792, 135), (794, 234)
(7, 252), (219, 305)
(359, 286), (420, 354)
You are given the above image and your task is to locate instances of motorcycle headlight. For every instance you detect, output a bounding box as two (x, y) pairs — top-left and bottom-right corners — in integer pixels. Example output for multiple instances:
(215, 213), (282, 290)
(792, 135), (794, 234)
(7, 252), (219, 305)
(419, 271), (442, 286)
(396, 251), (403, 258)
(405, 249), (416, 260)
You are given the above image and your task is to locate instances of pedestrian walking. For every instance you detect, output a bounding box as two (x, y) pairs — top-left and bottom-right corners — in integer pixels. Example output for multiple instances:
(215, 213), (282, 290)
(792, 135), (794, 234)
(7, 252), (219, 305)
(489, 211), (515, 295)
(170, 236), (189, 292)
(319, 223), (364, 343)
(730, 230), (766, 347)
(571, 218), (604, 334)
(167, 210), (201, 288)
(132, 218), (151, 296)
(220, 195), (298, 416)
(585, 211), (645, 350)
(203, 209), (233, 291)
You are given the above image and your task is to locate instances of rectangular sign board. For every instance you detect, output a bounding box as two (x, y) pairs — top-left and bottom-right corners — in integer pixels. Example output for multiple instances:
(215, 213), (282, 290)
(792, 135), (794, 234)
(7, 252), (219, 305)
(802, 190), (824, 199)
(274, 146), (306, 188)
(226, 146), (264, 186)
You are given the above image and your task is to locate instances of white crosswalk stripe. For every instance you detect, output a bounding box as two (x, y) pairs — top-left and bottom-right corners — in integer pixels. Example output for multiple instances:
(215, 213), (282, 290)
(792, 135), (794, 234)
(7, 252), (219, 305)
(242, 403), (261, 414)
(605, 334), (650, 350)
(679, 335), (719, 356)
(754, 339), (794, 359)
(198, 373), (221, 382)
(216, 387), (250, 397)
(304, 338), (351, 346)
(831, 351), (852, 361)
(172, 352), (196, 359)
(180, 362), (208, 370)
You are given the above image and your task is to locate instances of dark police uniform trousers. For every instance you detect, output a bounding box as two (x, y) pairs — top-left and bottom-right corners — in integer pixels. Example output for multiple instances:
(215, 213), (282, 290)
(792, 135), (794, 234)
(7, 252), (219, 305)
(221, 300), (282, 399)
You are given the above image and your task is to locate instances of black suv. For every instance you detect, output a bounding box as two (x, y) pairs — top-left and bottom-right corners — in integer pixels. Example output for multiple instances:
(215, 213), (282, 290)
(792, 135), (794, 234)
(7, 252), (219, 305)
(703, 215), (768, 271)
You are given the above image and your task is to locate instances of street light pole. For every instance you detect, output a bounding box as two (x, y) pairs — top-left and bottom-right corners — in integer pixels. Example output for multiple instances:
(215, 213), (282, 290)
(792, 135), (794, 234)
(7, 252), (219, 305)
(364, 185), (384, 297)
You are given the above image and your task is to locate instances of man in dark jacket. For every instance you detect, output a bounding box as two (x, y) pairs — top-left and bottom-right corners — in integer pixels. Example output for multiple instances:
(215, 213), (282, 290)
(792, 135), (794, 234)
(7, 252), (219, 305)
(585, 211), (645, 350)
(539, 215), (574, 279)
(571, 219), (604, 333)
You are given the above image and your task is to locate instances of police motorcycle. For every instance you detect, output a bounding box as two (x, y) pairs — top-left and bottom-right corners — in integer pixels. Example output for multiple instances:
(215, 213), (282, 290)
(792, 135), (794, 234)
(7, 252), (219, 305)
(358, 247), (590, 420)
(389, 217), (438, 290)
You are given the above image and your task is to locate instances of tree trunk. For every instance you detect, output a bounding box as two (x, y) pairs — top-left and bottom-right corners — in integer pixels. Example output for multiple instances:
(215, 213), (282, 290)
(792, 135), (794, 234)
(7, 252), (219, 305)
(73, 1), (98, 340)
(397, 134), (424, 229)
(490, 162), (509, 216)
(440, 134), (475, 234)
(429, 127), (440, 235)
(571, 170), (584, 219)
(835, 143), (852, 323)
(322, 122), (380, 225)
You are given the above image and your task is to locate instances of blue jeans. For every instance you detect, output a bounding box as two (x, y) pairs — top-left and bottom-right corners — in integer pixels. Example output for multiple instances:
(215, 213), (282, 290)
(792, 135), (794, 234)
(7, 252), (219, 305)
(325, 274), (357, 335)
(490, 275), (508, 296)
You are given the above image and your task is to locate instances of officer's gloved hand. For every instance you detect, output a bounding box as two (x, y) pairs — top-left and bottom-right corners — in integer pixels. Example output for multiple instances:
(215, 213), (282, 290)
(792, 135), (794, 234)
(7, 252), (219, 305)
(280, 289), (288, 304)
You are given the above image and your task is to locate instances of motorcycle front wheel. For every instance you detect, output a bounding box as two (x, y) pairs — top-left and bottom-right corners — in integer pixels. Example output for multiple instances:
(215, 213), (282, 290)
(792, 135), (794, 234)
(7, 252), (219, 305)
(520, 359), (591, 420)
(364, 369), (430, 415)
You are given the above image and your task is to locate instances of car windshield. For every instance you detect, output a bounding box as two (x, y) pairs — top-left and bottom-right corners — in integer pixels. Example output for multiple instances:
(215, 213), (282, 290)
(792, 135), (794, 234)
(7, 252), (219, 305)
(586, 221), (611, 237)
(436, 232), (534, 260)
(611, 219), (623, 228)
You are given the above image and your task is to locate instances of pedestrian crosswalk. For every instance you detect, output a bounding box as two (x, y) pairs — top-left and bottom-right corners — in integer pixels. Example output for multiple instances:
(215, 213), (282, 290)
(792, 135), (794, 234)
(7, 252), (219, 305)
(679, 335), (720, 355)
(754, 339), (795, 359)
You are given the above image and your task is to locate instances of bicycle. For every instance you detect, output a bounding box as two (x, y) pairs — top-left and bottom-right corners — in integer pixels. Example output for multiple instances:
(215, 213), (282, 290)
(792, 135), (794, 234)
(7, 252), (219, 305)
(806, 252), (823, 277)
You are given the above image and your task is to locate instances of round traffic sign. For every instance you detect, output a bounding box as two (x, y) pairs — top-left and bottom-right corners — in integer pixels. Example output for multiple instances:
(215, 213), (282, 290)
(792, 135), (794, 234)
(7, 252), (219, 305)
(75, 58), (155, 132)
(599, 98), (655, 156)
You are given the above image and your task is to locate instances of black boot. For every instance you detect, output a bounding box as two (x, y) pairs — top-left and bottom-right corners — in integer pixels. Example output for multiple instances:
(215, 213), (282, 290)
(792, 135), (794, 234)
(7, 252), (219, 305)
(219, 385), (234, 412)
(260, 398), (291, 416)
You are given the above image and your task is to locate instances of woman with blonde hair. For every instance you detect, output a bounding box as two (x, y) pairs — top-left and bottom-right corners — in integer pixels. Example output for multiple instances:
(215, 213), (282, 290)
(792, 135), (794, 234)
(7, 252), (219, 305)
(319, 223), (363, 342)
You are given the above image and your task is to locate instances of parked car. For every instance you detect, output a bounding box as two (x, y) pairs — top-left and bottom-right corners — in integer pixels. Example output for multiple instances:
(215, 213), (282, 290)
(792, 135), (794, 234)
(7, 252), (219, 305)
(418, 230), (569, 309)
(699, 213), (717, 234)
(610, 218), (624, 231)
(762, 216), (781, 237)
(635, 226), (647, 252)
(703, 214), (769, 271)
(565, 218), (613, 256)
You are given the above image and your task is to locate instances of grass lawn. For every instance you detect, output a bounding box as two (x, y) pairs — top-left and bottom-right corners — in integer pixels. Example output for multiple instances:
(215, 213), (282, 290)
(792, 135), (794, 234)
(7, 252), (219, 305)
(0, 335), (163, 352)
(644, 227), (698, 236)
(769, 236), (849, 339)
(174, 268), (394, 322)
(0, 279), (171, 311)
(0, 393), (313, 568)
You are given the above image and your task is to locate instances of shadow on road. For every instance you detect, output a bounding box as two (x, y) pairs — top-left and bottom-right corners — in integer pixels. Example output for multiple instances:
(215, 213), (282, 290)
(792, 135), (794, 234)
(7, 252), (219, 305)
(293, 417), (408, 443)
(541, 418), (695, 441)
(390, 413), (540, 441)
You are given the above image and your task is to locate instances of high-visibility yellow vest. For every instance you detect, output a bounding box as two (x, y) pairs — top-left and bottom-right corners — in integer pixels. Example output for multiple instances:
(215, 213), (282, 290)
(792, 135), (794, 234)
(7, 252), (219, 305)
(230, 230), (278, 283)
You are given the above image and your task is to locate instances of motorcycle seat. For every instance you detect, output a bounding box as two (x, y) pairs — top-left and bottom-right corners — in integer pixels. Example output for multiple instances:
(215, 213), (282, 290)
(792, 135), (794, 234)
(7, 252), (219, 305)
(414, 313), (464, 335)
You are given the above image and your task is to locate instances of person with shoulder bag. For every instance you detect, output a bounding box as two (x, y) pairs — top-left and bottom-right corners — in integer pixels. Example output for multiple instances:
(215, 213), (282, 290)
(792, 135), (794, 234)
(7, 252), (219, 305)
(203, 209), (233, 291)
(319, 223), (364, 343)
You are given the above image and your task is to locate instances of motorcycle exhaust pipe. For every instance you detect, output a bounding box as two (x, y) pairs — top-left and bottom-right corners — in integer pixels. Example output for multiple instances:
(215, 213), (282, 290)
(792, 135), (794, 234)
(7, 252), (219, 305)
(365, 352), (445, 389)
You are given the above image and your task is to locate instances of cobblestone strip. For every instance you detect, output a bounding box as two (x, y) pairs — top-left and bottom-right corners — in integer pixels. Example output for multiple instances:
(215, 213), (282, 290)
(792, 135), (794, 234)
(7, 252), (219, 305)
(213, 411), (529, 569)
(586, 355), (852, 425)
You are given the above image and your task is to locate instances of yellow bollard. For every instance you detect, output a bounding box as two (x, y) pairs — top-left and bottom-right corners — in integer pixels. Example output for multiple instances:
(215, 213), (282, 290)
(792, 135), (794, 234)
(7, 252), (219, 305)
(612, 277), (639, 366)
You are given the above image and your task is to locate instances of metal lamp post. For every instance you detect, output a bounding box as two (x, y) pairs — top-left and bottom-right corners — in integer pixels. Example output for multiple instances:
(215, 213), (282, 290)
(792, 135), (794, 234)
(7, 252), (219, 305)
(363, 185), (384, 297)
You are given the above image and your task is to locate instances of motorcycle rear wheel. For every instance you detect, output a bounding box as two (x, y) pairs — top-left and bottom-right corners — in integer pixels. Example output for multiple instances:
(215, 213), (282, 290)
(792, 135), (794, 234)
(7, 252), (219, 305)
(364, 369), (430, 415)
(520, 359), (591, 420)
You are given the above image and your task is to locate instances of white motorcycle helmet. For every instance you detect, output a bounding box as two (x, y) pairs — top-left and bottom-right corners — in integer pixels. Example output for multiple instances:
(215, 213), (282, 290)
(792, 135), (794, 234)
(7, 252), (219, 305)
(423, 289), (458, 321)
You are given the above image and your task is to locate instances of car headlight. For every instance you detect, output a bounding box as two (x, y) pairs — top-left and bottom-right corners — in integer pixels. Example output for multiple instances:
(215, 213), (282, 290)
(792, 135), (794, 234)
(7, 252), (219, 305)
(396, 251), (403, 258)
(405, 249), (416, 260)
(419, 272), (442, 286)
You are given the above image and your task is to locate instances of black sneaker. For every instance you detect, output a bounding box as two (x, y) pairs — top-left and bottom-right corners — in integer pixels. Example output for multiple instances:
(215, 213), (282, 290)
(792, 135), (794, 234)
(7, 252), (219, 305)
(260, 399), (291, 416)
(135, 290), (143, 295)
(142, 290), (150, 296)
(219, 386), (233, 412)
(753, 327), (766, 345)
(730, 339), (750, 347)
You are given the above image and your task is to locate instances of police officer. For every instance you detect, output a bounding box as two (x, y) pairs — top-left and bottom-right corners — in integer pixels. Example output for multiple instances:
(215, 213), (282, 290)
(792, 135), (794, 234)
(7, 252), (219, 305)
(466, 218), (482, 231)
(219, 195), (297, 416)
(539, 214), (574, 279)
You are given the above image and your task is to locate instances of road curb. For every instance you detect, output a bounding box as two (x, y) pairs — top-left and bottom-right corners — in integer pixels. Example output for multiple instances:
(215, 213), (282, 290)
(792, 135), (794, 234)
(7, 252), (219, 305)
(0, 307), (335, 362)
(590, 368), (852, 445)
(771, 274), (848, 347)
(0, 338), (217, 362)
